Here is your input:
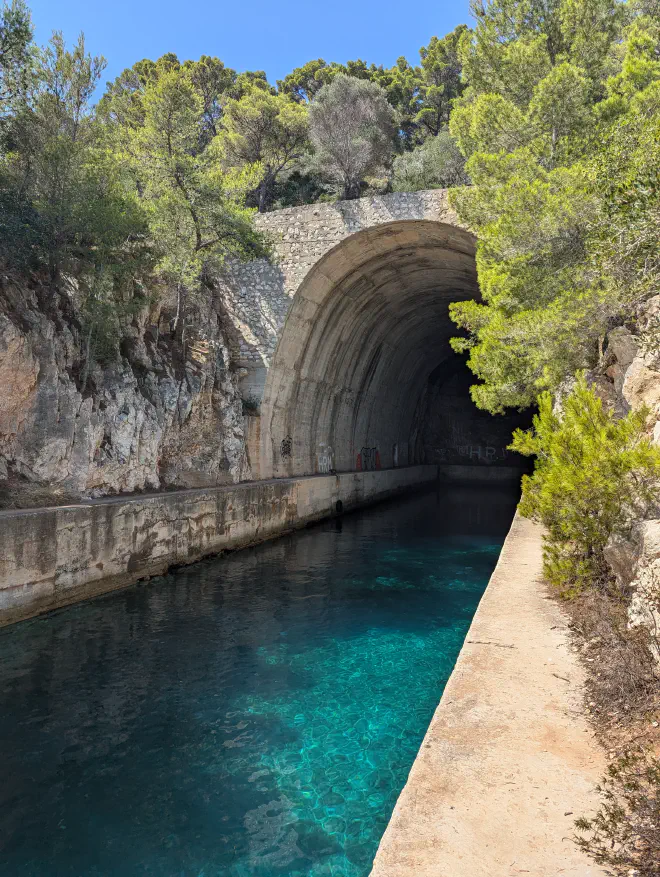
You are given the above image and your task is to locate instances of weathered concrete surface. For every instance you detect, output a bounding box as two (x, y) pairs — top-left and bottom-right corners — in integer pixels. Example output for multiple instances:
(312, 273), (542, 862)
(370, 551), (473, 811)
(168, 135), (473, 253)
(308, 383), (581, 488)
(437, 464), (528, 483)
(0, 465), (437, 626)
(255, 214), (479, 480)
(214, 190), (490, 481)
(371, 514), (606, 877)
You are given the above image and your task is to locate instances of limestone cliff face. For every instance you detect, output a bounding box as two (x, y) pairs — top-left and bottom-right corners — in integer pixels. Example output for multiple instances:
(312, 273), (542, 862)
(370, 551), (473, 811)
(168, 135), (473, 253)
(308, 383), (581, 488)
(591, 297), (660, 650)
(0, 277), (248, 502)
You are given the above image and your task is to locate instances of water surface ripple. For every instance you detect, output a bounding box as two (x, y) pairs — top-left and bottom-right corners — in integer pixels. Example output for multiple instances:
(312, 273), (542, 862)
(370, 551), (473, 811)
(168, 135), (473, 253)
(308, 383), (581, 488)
(0, 484), (517, 877)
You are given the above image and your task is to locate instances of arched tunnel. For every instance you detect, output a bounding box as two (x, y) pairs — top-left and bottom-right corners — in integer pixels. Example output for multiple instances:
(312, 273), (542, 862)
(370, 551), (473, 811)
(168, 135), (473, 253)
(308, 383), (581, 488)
(256, 219), (530, 480)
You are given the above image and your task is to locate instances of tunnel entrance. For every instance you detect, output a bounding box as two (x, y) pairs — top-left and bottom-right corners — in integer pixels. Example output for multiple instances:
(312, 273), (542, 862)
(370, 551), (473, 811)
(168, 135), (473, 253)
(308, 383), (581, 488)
(256, 219), (529, 480)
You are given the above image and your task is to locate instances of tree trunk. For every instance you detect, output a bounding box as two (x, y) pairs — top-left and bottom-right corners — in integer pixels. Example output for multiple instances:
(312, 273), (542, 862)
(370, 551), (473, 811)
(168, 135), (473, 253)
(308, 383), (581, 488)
(258, 172), (274, 213)
(343, 180), (361, 200)
(258, 182), (268, 213)
(171, 283), (184, 336)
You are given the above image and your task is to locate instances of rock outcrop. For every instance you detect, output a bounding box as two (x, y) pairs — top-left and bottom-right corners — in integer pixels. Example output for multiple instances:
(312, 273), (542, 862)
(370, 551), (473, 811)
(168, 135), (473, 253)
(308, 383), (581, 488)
(605, 519), (660, 660)
(594, 297), (660, 651)
(0, 276), (248, 504)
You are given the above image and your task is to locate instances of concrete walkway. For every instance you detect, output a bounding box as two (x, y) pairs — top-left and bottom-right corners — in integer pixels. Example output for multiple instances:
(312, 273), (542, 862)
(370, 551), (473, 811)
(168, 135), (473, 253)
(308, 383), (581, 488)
(370, 514), (607, 877)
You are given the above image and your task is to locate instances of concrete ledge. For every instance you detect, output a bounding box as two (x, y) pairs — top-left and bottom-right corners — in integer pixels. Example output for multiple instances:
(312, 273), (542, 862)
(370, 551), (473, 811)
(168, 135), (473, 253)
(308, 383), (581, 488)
(370, 513), (606, 877)
(0, 466), (437, 627)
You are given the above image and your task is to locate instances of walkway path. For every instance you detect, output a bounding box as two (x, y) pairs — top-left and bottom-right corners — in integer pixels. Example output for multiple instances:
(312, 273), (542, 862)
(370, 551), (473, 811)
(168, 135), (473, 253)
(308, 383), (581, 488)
(371, 514), (607, 877)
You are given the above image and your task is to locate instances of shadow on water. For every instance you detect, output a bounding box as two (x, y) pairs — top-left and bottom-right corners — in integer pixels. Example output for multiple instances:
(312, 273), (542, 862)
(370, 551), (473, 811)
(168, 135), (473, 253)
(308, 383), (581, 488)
(0, 483), (519, 877)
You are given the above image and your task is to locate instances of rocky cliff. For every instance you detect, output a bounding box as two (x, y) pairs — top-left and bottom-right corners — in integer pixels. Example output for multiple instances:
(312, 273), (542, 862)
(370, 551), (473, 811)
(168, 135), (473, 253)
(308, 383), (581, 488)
(0, 276), (248, 506)
(590, 297), (660, 652)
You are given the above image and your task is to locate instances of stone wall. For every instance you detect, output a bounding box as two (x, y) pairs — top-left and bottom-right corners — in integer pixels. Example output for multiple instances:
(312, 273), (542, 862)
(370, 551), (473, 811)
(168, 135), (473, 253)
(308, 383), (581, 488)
(0, 465), (438, 626)
(217, 190), (456, 401)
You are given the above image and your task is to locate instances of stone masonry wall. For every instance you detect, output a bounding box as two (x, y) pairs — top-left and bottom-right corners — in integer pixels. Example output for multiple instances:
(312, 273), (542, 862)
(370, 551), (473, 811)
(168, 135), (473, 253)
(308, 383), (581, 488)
(217, 191), (455, 399)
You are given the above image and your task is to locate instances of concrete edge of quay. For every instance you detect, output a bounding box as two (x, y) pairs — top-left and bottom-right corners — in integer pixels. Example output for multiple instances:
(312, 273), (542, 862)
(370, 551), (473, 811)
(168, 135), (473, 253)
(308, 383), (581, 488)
(0, 466), (438, 627)
(370, 512), (607, 877)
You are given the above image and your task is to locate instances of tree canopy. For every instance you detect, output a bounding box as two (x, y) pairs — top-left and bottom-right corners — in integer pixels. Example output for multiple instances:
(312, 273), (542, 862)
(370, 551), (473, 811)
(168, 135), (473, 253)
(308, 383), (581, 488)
(308, 74), (395, 200)
(2, 0), (658, 418)
(447, 0), (660, 413)
(218, 89), (308, 212)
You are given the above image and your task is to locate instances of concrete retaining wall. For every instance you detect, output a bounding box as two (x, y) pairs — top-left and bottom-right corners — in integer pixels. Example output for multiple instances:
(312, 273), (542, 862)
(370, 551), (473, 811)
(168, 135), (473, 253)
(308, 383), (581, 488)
(0, 465), (437, 626)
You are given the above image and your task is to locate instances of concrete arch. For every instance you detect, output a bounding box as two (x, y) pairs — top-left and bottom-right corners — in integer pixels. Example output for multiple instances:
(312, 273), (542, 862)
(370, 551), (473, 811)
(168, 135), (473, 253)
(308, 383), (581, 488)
(258, 219), (478, 479)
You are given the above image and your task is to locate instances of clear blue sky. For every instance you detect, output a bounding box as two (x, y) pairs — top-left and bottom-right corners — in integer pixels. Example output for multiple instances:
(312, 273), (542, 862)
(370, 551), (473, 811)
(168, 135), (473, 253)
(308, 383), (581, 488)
(28, 0), (472, 93)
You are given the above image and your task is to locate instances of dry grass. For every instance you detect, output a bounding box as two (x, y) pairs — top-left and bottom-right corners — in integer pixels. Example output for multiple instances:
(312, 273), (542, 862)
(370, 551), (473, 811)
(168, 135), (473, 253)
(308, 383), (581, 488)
(565, 585), (660, 875)
(567, 589), (660, 743)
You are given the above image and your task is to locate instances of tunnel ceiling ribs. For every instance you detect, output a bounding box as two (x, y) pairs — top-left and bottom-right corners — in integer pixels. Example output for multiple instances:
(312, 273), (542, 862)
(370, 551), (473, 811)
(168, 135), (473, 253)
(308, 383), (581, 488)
(259, 219), (478, 479)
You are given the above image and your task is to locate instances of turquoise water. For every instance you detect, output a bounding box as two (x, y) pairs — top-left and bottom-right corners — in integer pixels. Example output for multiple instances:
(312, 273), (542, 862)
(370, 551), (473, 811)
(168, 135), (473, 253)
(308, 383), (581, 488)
(0, 484), (517, 877)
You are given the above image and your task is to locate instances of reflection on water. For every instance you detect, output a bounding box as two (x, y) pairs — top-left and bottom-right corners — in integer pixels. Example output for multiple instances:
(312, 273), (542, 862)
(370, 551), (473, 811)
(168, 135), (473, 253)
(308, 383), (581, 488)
(0, 484), (518, 877)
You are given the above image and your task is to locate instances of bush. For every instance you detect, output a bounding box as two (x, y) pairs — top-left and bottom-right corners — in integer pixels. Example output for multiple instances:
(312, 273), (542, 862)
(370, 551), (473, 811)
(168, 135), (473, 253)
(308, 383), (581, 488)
(391, 130), (468, 192)
(575, 749), (660, 876)
(510, 374), (660, 594)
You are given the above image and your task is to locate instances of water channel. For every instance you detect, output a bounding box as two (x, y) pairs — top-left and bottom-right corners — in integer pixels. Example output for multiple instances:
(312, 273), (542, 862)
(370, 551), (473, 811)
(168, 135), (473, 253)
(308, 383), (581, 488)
(0, 483), (518, 877)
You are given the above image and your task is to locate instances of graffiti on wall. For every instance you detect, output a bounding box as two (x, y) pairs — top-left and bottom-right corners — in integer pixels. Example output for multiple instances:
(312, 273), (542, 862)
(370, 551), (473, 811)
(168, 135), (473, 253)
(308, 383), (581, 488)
(435, 444), (510, 464)
(358, 447), (381, 471)
(458, 445), (509, 463)
(280, 435), (292, 458)
(317, 443), (335, 474)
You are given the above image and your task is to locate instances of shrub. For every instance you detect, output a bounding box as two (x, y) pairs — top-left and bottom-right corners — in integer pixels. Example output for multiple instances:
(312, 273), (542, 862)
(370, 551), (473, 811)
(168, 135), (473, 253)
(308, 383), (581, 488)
(391, 130), (468, 192)
(510, 374), (660, 594)
(575, 748), (660, 876)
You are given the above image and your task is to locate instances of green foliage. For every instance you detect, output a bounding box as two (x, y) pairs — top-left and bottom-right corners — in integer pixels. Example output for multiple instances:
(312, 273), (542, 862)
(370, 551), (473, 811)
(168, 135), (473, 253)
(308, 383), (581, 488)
(0, 13), (270, 370)
(1, 29), (148, 281)
(458, 0), (623, 106)
(277, 59), (332, 102)
(112, 62), (267, 338)
(218, 89), (308, 212)
(450, 92), (529, 155)
(593, 41), (660, 309)
(510, 375), (660, 594)
(448, 0), (660, 413)
(0, 0), (32, 115)
(392, 129), (468, 192)
(309, 74), (395, 200)
(271, 169), (330, 208)
(416, 26), (467, 137)
(276, 30), (466, 150)
(575, 748), (660, 876)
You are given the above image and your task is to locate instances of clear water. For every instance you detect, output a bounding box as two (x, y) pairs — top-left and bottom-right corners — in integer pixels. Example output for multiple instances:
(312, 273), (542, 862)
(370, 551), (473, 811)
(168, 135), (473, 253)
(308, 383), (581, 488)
(0, 484), (517, 877)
